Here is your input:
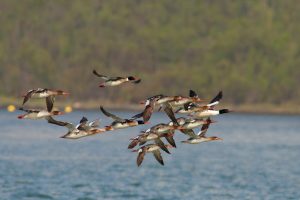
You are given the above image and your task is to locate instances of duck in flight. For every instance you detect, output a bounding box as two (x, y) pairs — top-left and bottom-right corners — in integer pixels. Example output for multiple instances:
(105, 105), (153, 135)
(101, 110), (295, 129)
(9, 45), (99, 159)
(17, 108), (64, 120)
(93, 70), (141, 87)
(181, 118), (222, 144)
(47, 116), (106, 139)
(132, 144), (173, 166)
(131, 96), (159, 123)
(100, 106), (146, 130)
(128, 129), (176, 150)
(128, 131), (172, 154)
(176, 91), (223, 114)
(21, 88), (69, 111)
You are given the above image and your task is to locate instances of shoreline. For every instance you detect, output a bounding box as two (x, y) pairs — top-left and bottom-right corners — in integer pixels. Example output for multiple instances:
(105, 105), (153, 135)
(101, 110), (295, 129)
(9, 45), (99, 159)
(1, 97), (299, 115)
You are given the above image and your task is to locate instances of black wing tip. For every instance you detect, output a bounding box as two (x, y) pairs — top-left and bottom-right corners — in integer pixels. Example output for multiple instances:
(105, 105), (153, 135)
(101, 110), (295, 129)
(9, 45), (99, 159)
(189, 90), (197, 97)
(134, 79), (141, 84)
(80, 116), (88, 123)
(219, 109), (230, 114)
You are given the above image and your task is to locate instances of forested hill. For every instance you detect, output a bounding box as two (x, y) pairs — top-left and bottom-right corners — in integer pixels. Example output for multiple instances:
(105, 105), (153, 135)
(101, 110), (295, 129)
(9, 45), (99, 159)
(0, 0), (299, 106)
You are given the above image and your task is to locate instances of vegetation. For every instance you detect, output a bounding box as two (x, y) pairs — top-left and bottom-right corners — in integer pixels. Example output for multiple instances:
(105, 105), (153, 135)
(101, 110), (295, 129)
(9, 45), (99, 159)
(0, 0), (299, 108)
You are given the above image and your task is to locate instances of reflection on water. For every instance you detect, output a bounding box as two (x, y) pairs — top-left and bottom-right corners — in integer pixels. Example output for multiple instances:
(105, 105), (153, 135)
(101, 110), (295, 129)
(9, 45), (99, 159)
(0, 110), (300, 200)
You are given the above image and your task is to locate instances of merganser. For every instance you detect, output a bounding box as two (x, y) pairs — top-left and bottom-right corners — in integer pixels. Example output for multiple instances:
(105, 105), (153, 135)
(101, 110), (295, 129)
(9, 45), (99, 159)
(93, 70), (141, 87)
(177, 118), (216, 130)
(181, 119), (222, 144)
(132, 144), (173, 166)
(17, 108), (64, 120)
(176, 91), (223, 114)
(139, 95), (178, 112)
(100, 106), (146, 130)
(129, 129), (176, 149)
(167, 90), (204, 108)
(131, 97), (159, 123)
(22, 88), (69, 111)
(47, 116), (106, 139)
(190, 109), (230, 119)
(128, 131), (171, 153)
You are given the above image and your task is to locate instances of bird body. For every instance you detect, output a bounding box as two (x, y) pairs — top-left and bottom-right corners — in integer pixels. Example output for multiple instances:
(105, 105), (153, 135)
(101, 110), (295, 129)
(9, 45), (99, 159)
(18, 108), (63, 120)
(93, 70), (141, 87)
(191, 109), (230, 118)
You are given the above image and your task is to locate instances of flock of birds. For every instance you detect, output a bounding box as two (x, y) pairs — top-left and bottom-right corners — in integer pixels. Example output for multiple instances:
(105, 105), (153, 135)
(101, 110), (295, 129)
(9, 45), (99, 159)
(18, 69), (231, 166)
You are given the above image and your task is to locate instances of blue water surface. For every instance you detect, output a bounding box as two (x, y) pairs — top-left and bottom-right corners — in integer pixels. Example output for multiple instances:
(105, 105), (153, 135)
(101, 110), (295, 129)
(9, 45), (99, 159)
(0, 110), (299, 200)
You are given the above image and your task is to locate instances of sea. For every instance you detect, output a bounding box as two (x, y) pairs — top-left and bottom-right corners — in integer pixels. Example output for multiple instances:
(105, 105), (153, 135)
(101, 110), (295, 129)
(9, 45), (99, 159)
(0, 110), (299, 200)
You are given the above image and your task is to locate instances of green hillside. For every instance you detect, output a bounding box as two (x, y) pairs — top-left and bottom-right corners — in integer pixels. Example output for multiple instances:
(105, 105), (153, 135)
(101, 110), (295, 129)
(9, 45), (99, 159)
(0, 0), (299, 108)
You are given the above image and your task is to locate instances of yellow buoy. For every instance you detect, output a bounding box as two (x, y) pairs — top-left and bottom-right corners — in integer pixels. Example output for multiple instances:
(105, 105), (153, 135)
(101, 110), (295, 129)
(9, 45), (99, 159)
(64, 106), (73, 113)
(7, 105), (16, 112)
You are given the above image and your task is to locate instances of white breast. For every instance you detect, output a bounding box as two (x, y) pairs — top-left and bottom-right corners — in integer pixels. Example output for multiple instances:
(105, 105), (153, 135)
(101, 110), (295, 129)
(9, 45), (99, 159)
(37, 111), (51, 118)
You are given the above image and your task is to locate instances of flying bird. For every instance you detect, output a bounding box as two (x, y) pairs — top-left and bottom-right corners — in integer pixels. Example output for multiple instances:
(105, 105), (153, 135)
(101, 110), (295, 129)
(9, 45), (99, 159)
(132, 144), (173, 166)
(100, 106), (146, 130)
(93, 70), (141, 87)
(47, 116), (105, 139)
(21, 88), (69, 111)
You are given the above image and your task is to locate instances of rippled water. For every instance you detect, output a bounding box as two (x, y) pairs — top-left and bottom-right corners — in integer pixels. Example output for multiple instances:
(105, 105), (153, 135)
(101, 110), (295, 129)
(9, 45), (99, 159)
(0, 110), (300, 200)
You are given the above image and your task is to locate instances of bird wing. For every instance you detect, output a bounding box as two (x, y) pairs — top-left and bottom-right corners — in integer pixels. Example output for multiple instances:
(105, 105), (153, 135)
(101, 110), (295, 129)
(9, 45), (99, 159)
(139, 140), (147, 146)
(163, 103), (179, 126)
(131, 112), (143, 120)
(79, 116), (88, 124)
(92, 69), (110, 80)
(152, 150), (164, 166)
(128, 138), (139, 149)
(137, 149), (146, 167)
(154, 138), (170, 154)
(100, 106), (125, 122)
(46, 96), (55, 112)
(189, 89), (198, 98)
(198, 117), (212, 137)
(133, 79), (141, 84)
(165, 134), (176, 148)
(46, 116), (73, 128)
(142, 104), (154, 122)
(22, 89), (36, 105)
(180, 129), (198, 139)
(19, 107), (40, 113)
(209, 91), (223, 107)
(88, 119), (100, 128)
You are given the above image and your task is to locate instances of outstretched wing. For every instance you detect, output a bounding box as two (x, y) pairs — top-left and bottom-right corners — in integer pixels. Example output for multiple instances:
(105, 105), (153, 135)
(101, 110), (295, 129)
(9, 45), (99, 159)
(198, 117), (212, 137)
(19, 107), (40, 113)
(133, 79), (141, 84)
(92, 69), (110, 80)
(131, 112), (143, 120)
(46, 96), (55, 112)
(209, 91), (223, 105)
(180, 129), (198, 139)
(165, 131), (176, 148)
(163, 103), (179, 126)
(88, 119), (100, 128)
(189, 90), (198, 98)
(128, 138), (139, 149)
(79, 116), (88, 124)
(46, 116), (72, 127)
(152, 150), (164, 166)
(137, 150), (146, 167)
(154, 138), (170, 154)
(22, 89), (36, 106)
(100, 106), (125, 122)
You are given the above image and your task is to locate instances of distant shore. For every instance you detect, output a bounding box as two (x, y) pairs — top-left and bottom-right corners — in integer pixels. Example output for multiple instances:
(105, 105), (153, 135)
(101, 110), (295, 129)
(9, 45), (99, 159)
(1, 96), (299, 115)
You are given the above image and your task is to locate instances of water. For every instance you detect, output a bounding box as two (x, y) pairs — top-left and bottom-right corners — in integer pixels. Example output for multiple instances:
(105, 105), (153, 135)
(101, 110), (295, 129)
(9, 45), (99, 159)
(0, 110), (300, 200)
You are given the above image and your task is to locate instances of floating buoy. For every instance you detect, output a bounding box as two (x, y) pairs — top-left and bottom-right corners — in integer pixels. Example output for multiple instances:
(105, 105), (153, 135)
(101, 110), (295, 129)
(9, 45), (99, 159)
(7, 105), (16, 112)
(64, 106), (73, 113)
